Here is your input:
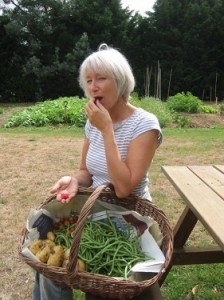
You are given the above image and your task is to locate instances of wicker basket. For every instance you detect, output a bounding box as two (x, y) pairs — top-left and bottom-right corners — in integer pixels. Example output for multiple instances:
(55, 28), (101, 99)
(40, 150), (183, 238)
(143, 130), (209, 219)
(18, 184), (173, 299)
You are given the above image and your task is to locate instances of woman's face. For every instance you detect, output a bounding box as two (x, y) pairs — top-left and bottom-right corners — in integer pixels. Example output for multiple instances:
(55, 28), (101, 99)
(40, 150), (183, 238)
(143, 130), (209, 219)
(85, 69), (119, 110)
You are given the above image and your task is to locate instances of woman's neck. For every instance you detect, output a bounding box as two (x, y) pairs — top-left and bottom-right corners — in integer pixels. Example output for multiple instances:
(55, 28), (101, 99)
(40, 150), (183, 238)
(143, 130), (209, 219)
(109, 99), (136, 123)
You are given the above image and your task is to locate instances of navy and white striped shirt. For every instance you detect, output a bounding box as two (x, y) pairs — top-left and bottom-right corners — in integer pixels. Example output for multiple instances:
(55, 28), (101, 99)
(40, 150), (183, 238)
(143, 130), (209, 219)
(85, 108), (162, 201)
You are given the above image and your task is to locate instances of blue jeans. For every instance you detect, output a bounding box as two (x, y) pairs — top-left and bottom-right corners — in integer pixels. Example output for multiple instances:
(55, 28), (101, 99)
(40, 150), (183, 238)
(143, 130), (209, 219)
(32, 272), (162, 300)
(32, 272), (73, 300)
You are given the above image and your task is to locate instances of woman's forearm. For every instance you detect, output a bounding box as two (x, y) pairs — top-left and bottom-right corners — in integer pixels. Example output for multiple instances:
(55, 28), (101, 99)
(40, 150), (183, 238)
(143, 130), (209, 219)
(102, 130), (132, 197)
(73, 169), (92, 187)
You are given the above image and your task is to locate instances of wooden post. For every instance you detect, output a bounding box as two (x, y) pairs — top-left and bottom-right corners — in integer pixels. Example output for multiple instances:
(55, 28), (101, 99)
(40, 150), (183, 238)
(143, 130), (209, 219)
(167, 68), (172, 99)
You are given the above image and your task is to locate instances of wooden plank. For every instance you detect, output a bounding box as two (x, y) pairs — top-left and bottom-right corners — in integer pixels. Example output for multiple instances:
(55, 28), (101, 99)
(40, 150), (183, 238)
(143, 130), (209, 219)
(173, 246), (224, 265)
(162, 166), (224, 251)
(215, 165), (224, 174)
(188, 165), (224, 200)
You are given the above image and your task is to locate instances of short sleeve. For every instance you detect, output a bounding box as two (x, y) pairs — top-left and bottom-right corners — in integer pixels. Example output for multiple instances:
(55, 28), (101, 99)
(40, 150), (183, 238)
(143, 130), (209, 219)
(132, 109), (162, 148)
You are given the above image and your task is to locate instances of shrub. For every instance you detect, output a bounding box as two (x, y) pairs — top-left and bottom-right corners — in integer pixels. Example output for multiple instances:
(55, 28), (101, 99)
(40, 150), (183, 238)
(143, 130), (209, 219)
(130, 97), (173, 128)
(167, 92), (202, 113)
(219, 102), (224, 115)
(0, 107), (3, 115)
(4, 97), (88, 128)
(200, 105), (218, 114)
(4, 96), (173, 128)
(172, 112), (192, 128)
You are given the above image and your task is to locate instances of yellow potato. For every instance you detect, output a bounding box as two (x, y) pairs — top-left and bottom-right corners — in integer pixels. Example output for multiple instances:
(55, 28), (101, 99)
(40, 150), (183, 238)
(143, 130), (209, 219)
(43, 239), (55, 249)
(77, 259), (85, 272)
(47, 246), (64, 267)
(64, 248), (70, 260)
(47, 231), (55, 242)
(62, 259), (69, 268)
(53, 245), (64, 255)
(29, 240), (43, 255)
(36, 245), (51, 263)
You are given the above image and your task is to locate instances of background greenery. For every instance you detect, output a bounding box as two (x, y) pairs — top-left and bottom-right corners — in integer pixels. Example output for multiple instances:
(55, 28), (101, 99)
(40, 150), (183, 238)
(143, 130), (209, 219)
(2, 94), (223, 130)
(1, 0), (224, 102)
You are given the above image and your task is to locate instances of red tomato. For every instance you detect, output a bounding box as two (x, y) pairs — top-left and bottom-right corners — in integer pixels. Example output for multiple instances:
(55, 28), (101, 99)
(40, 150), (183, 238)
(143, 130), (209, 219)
(60, 192), (69, 200)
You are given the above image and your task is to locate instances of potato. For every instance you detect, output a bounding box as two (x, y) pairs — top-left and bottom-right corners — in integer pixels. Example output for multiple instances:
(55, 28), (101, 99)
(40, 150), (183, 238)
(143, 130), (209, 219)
(64, 248), (70, 260)
(53, 245), (64, 255)
(47, 231), (55, 242)
(29, 240), (44, 255)
(43, 239), (55, 249)
(47, 246), (64, 267)
(77, 259), (85, 272)
(62, 259), (69, 268)
(36, 245), (51, 263)
(62, 257), (84, 270)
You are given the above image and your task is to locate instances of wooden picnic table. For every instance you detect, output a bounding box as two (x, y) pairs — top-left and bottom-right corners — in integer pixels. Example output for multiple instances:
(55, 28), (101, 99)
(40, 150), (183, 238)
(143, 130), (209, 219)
(159, 165), (224, 285)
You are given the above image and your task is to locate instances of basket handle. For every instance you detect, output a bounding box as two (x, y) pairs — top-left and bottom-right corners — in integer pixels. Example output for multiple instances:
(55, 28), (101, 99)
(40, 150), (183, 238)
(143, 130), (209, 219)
(66, 183), (111, 277)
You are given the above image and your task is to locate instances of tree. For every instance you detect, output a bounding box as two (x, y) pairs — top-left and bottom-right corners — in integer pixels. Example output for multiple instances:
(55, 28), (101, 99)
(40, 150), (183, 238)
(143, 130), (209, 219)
(146, 0), (224, 99)
(0, 0), (131, 101)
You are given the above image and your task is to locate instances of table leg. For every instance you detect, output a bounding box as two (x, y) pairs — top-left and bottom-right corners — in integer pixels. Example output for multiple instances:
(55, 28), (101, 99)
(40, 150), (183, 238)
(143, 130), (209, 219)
(159, 206), (197, 285)
(173, 206), (198, 247)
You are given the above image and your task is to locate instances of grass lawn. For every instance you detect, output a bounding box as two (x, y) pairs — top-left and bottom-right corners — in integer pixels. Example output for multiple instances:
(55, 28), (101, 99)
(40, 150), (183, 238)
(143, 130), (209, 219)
(0, 105), (223, 299)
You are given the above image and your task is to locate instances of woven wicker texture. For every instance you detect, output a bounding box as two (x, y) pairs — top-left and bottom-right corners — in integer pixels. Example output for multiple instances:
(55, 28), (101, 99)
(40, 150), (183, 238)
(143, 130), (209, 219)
(18, 184), (173, 299)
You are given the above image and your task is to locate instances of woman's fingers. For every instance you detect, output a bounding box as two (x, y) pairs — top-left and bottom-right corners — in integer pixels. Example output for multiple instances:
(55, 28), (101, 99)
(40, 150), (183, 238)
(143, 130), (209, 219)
(51, 176), (78, 203)
(57, 186), (78, 203)
(50, 176), (72, 194)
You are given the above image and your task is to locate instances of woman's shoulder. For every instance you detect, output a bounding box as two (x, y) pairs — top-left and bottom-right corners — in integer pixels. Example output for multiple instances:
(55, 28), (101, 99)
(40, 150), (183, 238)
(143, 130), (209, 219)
(131, 108), (162, 146)
(132, 107), (159, 123)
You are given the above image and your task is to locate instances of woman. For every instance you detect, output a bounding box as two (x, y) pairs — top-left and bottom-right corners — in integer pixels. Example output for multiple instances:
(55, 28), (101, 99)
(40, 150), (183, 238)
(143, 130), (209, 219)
(33, 44), (163, 300)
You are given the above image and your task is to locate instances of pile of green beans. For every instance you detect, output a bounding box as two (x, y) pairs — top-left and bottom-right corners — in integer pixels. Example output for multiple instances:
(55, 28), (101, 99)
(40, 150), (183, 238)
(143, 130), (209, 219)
(77, 216), (152, 278)
(54, 225), (74, 249)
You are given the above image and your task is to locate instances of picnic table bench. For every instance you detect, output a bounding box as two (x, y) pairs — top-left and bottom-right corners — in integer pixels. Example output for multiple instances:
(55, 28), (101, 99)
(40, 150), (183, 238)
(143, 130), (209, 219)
(159, 165), (224, 285)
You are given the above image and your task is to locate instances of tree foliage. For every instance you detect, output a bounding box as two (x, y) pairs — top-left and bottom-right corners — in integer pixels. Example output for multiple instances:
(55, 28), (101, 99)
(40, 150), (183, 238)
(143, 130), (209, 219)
(0, 0), (224, 102)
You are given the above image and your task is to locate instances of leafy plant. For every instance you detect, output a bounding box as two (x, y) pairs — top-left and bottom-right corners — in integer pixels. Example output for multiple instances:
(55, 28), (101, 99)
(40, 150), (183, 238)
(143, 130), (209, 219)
(200, 105), (218, 114)
(167, 92), (202, 113)
(130, 97), (173, 128)
(172, 112), (191, 128)
(4, 96), (173, 128)
(219, 102), (224, 115)
(4, 97), (88, 128)
(0, 107), (3, 114)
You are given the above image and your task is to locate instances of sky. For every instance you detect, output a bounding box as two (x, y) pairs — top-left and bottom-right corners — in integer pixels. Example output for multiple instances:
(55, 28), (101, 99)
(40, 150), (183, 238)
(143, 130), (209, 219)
(0, 0), (156, 16)
(121, 0), (156, 15)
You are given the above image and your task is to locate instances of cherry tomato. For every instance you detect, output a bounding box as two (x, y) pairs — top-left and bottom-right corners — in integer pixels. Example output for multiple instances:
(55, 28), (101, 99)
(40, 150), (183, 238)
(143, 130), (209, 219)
(60, 192), (69, 200)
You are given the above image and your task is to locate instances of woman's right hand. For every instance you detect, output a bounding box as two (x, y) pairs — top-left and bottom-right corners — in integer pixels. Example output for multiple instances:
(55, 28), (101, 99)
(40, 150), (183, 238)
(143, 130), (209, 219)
(50, 176), (79, 203)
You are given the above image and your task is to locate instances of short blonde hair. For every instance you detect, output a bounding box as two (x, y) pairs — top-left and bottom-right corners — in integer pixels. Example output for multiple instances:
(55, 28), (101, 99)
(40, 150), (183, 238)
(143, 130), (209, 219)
(79, 44), (135, 100)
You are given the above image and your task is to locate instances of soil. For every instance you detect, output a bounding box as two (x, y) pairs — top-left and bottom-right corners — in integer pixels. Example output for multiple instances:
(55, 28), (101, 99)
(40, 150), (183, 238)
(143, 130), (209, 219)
(0, 107), (223, 300)
(179, 112), (224, 128)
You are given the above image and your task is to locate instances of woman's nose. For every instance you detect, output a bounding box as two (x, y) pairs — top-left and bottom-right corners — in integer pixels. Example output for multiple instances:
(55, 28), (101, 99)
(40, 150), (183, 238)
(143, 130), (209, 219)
(89, 80), (99, 91)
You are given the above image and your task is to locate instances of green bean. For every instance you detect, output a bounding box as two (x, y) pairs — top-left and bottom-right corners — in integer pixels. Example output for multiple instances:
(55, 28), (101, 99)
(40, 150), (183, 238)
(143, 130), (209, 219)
(55, 232), (71, 249)
(53, 215), (153, 278)
(81, 216), (152, 277)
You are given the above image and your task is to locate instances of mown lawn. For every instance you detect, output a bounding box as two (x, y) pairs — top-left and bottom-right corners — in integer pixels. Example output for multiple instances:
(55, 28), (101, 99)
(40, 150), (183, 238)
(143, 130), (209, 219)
(0, 103), (223, 300)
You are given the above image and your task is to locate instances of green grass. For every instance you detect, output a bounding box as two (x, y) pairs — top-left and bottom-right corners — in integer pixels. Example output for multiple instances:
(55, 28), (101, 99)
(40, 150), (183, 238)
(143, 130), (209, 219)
(163, 264), (224, 300)
(1, 102), (224, 300)
(163, 127), (224, 139)
(0, 125), (85, 137)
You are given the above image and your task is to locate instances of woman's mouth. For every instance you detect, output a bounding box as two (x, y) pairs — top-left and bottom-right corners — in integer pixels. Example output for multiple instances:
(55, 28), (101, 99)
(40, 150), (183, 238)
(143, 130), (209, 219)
(94, 96), (103, 104)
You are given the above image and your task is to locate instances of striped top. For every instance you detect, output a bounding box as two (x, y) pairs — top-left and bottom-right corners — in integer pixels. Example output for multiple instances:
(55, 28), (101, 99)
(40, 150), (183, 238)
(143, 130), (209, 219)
(85, 108), (162, 201)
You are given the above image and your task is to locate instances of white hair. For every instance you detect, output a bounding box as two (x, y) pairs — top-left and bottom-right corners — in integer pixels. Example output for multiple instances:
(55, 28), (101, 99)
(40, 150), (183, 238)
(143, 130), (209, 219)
(79, 44), (135, 100)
